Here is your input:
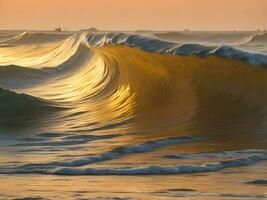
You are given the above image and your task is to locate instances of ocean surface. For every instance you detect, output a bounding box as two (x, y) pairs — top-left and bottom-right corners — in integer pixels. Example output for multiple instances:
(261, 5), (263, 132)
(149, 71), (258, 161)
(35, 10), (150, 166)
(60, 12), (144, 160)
(0, 30), (267, 199)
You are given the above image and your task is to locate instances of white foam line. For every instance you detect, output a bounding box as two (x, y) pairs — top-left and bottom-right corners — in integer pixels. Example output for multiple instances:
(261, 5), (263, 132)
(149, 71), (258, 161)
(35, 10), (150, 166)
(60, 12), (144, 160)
(52, 154), (267, 175)
(0, 151), (266, 176)
(165, 149), (267, 160)
(3, 136), (202, 170)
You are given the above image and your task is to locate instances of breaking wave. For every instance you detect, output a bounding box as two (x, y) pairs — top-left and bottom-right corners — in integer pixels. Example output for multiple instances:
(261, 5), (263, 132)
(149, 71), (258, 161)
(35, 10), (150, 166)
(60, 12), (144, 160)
(1, 32), (267, 132)
(85, 32), (267, 66)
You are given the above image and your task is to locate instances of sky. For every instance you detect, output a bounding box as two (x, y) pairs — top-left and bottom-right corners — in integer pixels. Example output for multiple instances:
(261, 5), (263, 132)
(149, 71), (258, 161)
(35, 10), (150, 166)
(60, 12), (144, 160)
(0, 0), (267, 31)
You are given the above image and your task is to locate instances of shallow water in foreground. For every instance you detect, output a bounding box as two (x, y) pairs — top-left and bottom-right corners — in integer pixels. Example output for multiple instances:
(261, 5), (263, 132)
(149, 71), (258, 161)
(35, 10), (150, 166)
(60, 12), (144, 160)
(0, 31), (267, 199)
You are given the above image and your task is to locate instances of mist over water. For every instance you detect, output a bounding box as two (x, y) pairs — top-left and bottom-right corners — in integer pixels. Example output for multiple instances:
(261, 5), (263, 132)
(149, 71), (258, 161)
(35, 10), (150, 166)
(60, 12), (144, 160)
(0, 30), (267, 199)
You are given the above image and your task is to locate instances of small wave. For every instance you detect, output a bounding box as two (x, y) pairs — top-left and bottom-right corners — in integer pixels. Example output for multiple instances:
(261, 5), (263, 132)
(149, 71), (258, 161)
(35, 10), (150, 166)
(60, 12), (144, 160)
(1, 143), (267, 176)
(220, 193), (267, 198)
(0, 87), (58, 109)
(154, 31), (199, 42)
(51, 154), (267, 175)
(15, 133), (120, 147)
(13, 198), (48, 200)
(0, 65), (50, 88)
(154, 189), (267, 199)
(0, 44), (13, 47)
(246, 180), (267, 185)
(1, 31), (69, 45)
(165, 149), (267, 160)
(154, 31), (251, 44)
(246, 33), (267, 45)
(0, 136), (201, 172)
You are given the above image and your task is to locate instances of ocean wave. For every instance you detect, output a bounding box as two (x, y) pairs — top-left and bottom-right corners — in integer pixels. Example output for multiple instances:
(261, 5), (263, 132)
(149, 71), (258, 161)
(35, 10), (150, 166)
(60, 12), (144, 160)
(246, 180), (267, 185)
(85, 32), (267, 66)
(1, 30), (267, 198)
(15, 133), (121, 147)
(0, 33), (86, 68)
(52, 153), (267, 175)
(0, 31), (69, 45)
(2, 44), (93, 87)
(165, 149), (267, 160)
(51, 156), (267, 175)
(2, 32), (267, 67)
(246, 33), (267, 45)
(0, 35), (94, 88)
(49, 149), (267, 175)
(220, 193), (267, 198)
(1, 34), (267, 134)
(0, 32), (267, 142)
(0, 87), (62, 126)
(1, 151), (265, 176)
(7, 136), (201, 170)
(153, 31), (252, 44)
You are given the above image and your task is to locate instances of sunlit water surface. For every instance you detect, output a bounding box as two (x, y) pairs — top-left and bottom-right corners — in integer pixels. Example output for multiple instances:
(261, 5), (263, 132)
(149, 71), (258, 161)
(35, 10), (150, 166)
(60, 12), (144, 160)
(0, 30), (267, 199)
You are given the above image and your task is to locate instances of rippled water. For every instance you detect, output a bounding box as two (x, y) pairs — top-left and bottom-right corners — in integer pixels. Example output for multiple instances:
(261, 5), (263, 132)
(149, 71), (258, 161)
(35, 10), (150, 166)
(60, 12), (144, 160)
(0, 30), (267, 199)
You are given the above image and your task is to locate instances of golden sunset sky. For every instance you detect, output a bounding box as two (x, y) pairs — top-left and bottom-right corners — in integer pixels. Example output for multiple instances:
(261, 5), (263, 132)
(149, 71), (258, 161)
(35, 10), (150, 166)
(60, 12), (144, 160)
(0, 0), (267, 30)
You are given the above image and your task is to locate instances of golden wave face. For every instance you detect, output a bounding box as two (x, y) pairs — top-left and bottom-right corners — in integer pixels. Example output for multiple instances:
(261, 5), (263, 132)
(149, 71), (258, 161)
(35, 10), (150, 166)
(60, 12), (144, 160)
(95, 46), (267, 139)
(1, 40), (267, 143)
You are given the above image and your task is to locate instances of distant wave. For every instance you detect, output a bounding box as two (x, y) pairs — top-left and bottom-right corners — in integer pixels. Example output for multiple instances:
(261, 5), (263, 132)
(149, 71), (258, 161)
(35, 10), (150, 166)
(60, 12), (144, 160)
(2, 32), (267, 67)
(154, 31), (200, 42)
(85, 32), (267, 66)
(1, 31), (69, 45)
(153, 31), (252, 44)
(246, 33), (267, 45)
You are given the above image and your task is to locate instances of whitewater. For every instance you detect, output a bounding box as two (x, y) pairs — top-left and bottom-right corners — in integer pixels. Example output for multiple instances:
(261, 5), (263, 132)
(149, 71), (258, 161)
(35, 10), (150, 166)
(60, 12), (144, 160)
(0, 30), (267, 199)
